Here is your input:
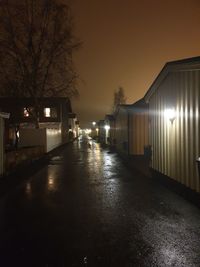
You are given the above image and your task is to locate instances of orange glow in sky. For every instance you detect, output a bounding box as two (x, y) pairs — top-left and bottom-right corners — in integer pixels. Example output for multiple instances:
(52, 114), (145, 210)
(71, 0), (200, 127)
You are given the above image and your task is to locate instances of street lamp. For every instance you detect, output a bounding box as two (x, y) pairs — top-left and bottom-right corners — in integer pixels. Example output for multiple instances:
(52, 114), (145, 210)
(104, 125), (110, 131)
(164, 108), (176, 123)
(92, 121), (96, 126)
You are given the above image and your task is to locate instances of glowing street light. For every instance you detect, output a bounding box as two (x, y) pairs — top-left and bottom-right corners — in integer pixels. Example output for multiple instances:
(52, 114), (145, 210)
(92, 121), (96, 126)
(104, 125), (110, 131)
(164, 108), (176, 123)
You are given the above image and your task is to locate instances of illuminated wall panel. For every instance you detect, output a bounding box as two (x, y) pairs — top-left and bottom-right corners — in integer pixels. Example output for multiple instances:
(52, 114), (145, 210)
(129, 112), (149, 155)
(149, 70), (200, 192)
(114, 101), (149, 156)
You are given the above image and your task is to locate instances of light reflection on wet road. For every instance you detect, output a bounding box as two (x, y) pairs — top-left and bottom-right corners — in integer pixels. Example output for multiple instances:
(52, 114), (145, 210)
(0, 135), (200, 266)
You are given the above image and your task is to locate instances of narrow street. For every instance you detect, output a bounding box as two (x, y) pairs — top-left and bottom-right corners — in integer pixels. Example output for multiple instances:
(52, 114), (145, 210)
(0, 136), (200, 267)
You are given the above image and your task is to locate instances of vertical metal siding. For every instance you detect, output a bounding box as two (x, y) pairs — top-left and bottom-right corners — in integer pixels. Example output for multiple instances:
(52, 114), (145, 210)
(115, 107), (149, 156)
(115, 108), (128, 155)
(149, 70), (200, 192)
(130, 112), (149, 155)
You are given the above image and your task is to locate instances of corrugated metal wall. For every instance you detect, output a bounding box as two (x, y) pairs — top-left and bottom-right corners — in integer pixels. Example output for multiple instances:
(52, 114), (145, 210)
(129, 112), (149, 155)
(115, 106), (149, 156)
(149, 70), (200, 192)
(115, 108), (128, 155)
(0, 118), (4, 175)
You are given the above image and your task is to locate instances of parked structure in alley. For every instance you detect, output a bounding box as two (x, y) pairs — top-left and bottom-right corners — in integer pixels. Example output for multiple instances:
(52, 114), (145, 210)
(114, 104), (128, 155)
(114, 98), (149, 158)
(145, 56), (200, 193)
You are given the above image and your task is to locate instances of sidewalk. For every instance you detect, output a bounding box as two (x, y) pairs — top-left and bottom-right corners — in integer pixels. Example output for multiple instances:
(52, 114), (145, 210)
(0, 142), (72, 198)
(114, 150), (200, 209)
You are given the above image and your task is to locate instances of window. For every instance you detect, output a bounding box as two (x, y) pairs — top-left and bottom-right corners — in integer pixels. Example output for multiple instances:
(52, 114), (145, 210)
(44, 108), (51, 117)
(44, 107), (57, 118)
(23, 107), (34, 117)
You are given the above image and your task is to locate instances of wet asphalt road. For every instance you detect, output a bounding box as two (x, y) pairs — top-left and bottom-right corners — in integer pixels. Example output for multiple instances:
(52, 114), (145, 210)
(0, 135), (200, 267)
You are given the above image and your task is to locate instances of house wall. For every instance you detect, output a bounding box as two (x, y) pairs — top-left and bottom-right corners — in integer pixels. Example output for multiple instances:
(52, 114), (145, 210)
(129, 112), (149, 155)
(61, 103), (70, 143)
(19, 127), (62, 153)
(0, 98), (62, 124)
(149, 70), (200, 192)
(115, 108), (128, 155)
(19, 128), (47, 149)
(109, 120), (116, 146)
(46, 128), (62, 152)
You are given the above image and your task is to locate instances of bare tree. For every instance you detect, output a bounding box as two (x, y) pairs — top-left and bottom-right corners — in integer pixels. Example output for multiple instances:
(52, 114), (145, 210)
(112, 86), (126, 112)
(0, 0), (80, 127)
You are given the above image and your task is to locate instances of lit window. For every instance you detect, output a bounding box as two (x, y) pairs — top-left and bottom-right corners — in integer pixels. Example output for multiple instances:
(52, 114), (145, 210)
(24, 108), (29, 117)
(44, 107), (57, 118)
(44, 108), (51, 117)
(23, 107), (34, 117)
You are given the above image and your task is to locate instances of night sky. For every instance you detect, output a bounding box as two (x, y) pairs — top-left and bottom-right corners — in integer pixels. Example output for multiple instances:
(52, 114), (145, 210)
(71, 0), (200, 128)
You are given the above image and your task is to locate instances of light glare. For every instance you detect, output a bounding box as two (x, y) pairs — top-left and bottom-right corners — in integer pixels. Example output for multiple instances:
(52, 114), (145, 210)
(164, 108), (176, 122)
(104, 125), (110, 130)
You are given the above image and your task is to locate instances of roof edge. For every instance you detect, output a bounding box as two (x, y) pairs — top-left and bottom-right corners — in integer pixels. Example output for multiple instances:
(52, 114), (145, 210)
(144, 56), (200, 102)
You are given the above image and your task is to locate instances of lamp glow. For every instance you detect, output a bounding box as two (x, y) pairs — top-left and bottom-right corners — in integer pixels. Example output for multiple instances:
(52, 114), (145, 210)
(104, 125), (110, 130)
(164, 108), (176, 123)
(44, 107), (51, 117)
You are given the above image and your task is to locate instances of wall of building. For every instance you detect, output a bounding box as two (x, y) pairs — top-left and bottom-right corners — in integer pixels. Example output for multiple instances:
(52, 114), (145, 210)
(149, 70), (200, 192)
(0, 118), (4, 175)
(129, 112), (149, 155)
(19, 128), (47, 149)
(109, 120), (116, 146)
(115, 108), (128, 155)
(19, 127), (62, 153)
(46, 128), (62, 152)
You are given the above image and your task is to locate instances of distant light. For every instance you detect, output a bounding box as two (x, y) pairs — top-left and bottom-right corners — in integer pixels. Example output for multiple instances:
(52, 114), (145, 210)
(24, 108), (29, 117)
(85, 129), (91, 134)
(92, 121), (96, 126)
(104, 125), (110, 130)
(44, 108), (51, 117)
(164, 108), (176, 123)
